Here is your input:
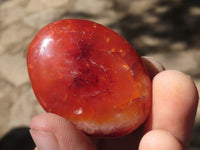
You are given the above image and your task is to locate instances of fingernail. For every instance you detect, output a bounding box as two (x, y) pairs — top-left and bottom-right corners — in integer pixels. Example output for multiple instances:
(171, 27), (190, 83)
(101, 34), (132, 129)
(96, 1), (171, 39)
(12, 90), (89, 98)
(142, 56), (165, 72)
(30, 129), (58, 150)
(141, 56), (165, 80)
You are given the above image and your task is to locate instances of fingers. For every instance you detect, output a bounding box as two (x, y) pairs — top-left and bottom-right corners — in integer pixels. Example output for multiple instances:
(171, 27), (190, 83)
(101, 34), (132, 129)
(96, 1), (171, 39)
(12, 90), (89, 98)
(139, 130), (184, 150)
(30, 113), (97, 150)
(145, 70), (199, 148)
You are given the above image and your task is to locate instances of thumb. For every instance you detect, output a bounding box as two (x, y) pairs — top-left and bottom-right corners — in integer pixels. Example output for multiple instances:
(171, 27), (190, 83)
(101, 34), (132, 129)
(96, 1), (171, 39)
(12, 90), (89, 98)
(29, 113), (97, 150)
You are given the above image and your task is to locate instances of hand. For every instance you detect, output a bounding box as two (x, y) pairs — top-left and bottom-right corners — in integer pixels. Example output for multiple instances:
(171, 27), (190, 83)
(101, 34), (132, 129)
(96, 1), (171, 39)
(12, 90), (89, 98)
(29, 57), (199, 150)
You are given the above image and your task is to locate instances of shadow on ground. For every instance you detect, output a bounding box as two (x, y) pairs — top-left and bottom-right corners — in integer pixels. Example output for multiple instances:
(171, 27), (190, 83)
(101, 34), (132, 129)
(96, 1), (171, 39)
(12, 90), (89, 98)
(0, 127), (35, 150)
(190, 123), (200, 149)
(109, 0), (200, 55)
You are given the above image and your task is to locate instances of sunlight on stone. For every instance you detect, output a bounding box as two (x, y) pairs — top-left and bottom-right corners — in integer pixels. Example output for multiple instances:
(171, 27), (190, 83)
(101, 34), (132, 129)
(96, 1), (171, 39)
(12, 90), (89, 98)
(140, 35), (165, 46)
(155, 6), (169, 14)
(170, 42), (187, 51)
(190, 7), (200, 16)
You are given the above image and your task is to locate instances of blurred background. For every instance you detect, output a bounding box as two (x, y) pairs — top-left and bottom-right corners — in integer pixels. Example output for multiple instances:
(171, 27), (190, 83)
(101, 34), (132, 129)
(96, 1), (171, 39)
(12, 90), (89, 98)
(0, 0), (199, 149)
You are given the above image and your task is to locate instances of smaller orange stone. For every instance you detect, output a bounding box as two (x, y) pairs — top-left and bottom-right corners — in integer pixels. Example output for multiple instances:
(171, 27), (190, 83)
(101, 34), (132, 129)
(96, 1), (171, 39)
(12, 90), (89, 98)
(27, 19), (151, 137)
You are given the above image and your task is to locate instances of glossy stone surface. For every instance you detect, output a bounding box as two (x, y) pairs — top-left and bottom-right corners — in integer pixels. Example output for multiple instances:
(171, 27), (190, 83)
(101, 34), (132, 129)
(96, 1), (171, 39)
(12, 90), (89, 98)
(27, 19), (151, 137)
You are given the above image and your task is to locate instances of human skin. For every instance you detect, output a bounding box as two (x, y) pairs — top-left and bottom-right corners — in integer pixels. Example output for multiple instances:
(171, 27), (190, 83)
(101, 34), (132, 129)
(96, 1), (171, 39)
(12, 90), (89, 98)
(29, 57), (199, 150)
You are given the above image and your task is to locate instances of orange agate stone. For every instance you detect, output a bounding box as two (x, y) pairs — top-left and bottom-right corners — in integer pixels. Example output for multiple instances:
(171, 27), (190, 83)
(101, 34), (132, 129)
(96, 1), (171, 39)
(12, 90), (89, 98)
(27, 19), (151, 137)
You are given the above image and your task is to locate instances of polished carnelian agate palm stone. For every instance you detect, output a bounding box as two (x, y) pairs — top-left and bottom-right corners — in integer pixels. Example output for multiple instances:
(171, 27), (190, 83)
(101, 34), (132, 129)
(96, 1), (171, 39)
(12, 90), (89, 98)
(27, 19), (151, 137)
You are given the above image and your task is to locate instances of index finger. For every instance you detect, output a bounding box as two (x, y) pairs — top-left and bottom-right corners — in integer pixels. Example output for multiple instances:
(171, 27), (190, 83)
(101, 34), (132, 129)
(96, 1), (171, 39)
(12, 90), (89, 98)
(145, 70), (199, 148)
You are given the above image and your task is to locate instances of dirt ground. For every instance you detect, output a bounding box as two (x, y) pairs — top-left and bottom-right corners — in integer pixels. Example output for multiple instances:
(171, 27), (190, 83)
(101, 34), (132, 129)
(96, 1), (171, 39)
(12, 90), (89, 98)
(0, 0), (199, 149)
